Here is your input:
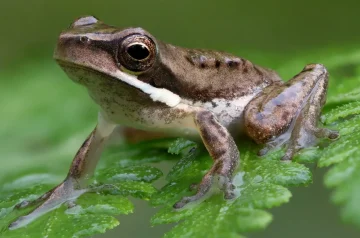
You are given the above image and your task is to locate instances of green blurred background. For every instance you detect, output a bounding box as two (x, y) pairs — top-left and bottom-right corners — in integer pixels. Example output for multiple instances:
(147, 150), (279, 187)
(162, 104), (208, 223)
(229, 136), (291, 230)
(1, 0), (360, 237)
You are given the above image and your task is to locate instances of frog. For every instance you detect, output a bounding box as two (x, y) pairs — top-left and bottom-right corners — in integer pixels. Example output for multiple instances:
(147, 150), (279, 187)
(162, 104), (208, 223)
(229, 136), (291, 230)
(9, 16), (339, 228)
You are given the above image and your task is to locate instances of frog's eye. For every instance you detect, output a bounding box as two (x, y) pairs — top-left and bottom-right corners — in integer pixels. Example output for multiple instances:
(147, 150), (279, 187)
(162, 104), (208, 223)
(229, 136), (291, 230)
(126, 43), (150, 61)
(118, 34), (156, 73)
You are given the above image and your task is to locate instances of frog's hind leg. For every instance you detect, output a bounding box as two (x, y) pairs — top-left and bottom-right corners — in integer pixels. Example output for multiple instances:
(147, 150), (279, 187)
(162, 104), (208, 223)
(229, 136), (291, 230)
(245, 63), (339, 160)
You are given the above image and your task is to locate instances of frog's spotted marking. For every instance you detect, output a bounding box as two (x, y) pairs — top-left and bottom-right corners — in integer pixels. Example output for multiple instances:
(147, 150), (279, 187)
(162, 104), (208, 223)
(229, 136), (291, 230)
(225, 58), (241, 68)
(110, 69), (181, 107)
(185, 50), (244, 70)
(215, 60), (221, 68)
(184, 50), (257, 75)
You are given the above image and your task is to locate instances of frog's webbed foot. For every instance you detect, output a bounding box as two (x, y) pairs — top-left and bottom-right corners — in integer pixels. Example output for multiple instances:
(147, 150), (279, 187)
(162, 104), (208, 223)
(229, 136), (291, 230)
(10, 118), (116, 229)
(246, 64), (339, 161)
(14, 190), (54, 210)
(174, 169), (236, 209)
(280, 112), (339, 161)
(258, 111), (339, 161)
(173, 110), (239, 209)
(9, 178), (87, 229)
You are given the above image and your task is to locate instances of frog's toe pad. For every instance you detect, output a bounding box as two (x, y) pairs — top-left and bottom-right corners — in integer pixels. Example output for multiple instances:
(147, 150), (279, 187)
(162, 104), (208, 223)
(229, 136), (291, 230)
(189, 183), (198, 191)
(323, 129), (340, 140)
(173, 175), (213, 209)
(173, 197), (194, 209)
(218, 175), (235, 198)
(66, 200), (78, 209)
(257, 146), (271, 156)
(14, 189), (54, 210)
(173, 175), (236, 209)
(14, 200), (32, 210)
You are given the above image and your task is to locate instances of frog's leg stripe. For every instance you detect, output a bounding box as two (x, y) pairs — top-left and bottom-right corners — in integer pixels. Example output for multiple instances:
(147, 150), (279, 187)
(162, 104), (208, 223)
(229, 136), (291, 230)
(173, 110), (240, 209)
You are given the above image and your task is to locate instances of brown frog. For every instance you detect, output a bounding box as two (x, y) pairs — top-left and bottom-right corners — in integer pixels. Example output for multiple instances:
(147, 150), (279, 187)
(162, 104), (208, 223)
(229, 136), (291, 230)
(10, 16), (339, 229)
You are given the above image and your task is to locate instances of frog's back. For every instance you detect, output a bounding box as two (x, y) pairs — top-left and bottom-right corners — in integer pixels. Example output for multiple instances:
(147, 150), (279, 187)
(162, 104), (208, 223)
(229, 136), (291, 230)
(138, 41), (282, 103)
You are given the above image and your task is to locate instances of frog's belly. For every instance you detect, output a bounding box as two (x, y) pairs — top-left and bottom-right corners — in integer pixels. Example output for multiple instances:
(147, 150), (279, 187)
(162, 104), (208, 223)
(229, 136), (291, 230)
(99, 100), (200, 138)
(92, 90), (256, 139)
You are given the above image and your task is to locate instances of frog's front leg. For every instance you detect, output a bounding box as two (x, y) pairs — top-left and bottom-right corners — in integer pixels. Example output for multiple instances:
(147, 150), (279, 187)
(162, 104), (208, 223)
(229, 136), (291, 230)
(245, 63), (339, 160)
(174, 110), (239, 209)
(9, 115), (116, 229)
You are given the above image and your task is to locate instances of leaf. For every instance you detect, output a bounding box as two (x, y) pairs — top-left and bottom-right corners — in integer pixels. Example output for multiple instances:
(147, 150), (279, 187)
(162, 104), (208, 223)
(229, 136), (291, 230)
(2, 46), (360, 237)
(167, 138), (197, 155)
(150, 140), (310, 237)
(0, 193), (132, 238)
(321, 101), (360, 125)
(317, 102), (360, 228)
(0, 140), (170, 237)
(292, 46), (360, 228)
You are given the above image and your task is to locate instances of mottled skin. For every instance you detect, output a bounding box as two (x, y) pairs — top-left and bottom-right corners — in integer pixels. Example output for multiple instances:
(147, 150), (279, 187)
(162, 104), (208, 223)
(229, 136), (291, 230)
(139, 42), (281, 102)
(10, 16), (338, 228)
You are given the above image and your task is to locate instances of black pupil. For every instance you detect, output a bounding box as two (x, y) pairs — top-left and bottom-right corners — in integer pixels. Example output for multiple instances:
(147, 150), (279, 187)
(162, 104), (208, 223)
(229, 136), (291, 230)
(127, 44), (150, 60)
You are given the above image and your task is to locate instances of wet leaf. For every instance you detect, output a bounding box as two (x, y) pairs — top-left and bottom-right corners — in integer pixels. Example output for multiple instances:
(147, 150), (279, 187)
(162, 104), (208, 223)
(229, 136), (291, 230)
(150, 140), (310, 237)
(1, 46), (360, 237)
(318, 102), (360, 228)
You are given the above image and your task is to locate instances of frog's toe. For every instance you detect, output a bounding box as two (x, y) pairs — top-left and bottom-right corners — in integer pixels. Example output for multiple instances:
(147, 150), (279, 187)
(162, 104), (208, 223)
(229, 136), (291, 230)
(189, 183), (198, 191)
(281, 125), (339, 161)
(257, 136), (286, 157)
(66, 200), (78, 208)
(173, 174), (213, 209)
(173, 191), (210, 209)
(313, 127), (339, 140)
(257, 145), (271, 156)
(14, 188), (55, 210)
(281, 147), (296, 161)
(328, 131), (340, 140)
(14, 200), (36, 210)
(173, 196), (196, 209)
(173, 173), (237, 209)
(218, 175), (236, 199)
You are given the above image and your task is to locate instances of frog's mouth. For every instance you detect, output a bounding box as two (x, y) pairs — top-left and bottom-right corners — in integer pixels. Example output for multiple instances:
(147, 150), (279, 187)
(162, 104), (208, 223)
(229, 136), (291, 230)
(55, 59), (113, 85)
(55, 59), (181, 108)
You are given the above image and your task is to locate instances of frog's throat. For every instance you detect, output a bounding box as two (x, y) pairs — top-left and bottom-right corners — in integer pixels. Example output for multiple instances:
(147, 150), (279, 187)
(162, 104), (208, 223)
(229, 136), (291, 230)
(110, 69), (181, 107)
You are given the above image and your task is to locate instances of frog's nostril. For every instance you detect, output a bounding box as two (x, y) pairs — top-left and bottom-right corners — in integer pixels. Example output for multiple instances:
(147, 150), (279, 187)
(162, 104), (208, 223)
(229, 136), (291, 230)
(80, 36), (91, 44)
(70, 16), (99, 28)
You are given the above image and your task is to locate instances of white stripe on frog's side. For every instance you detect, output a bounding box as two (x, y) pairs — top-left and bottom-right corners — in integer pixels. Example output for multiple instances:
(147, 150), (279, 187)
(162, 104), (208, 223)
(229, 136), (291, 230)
(201, 83), (268, 128)
(177, 93), (258, 134)
(203, 94), (257, 128)
(108, 69), (181, 107)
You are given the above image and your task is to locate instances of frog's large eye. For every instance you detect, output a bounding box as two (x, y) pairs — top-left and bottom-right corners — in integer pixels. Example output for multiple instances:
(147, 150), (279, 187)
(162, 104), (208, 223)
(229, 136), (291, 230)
(118, 34), (156, 73)
(126, 43), (150, 61)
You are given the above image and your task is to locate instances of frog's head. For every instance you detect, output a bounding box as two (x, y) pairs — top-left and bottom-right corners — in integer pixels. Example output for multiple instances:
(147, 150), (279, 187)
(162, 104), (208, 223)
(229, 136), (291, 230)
(54, 16), (180, 107)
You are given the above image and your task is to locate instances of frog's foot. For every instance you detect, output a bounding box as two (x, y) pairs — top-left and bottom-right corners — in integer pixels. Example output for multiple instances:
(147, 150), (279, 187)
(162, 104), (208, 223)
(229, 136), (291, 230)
(9, 178), (87, 230)
(14, 190), (54, 210)
(279, 112), (339, 161)
(173, 168), (235, 209)
(258, 121), (339, 160)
